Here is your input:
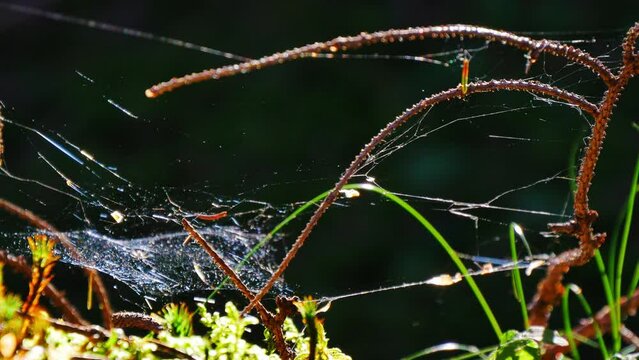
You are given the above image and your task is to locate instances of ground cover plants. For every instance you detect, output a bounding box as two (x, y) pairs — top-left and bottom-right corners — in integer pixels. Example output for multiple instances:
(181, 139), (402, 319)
(0, 4), (638, 359)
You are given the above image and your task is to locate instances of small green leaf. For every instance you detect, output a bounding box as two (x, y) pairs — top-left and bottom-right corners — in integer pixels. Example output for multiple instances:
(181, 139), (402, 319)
(491, 329), (541, 360)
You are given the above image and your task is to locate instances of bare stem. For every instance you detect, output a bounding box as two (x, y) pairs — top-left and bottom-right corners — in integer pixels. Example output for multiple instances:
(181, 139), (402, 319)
(573, 23), (639, 218)
(543, 287), (639, 359)
(111, 312), (163, 332)
(243, 79), (598, 314)
(145, 22), (639, 346)
(0, 198), (113, 329)
(182, 219), (256, 301)
(145, 24), (613, 98)
(529, 22), (639, 326)
(181, 219), (293, 359)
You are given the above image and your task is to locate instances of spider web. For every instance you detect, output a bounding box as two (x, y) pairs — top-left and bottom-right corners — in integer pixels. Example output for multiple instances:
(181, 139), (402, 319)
(0, 3), (634, 316)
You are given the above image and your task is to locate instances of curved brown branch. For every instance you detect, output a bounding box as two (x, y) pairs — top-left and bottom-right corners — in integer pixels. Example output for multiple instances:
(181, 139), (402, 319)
(145, 24), (613, 98)
(529, 22), (639, 326)
(182, 219), (257, 302)
(182, 219), (293, 360)
(0, 250), (87, 325)
(243, 79), (598, 314)
(144, 22), (639, 349)
(0, 198), (113, 329)
(573, 22), (639, 219)
(542, 288), (639, 359)
(111, 312), (163, 332)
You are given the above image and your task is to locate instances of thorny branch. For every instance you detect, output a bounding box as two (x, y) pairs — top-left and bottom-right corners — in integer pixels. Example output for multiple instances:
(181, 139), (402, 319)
(543, 288), (639, 359)
(145, 24), (614, 98)
(243, 79), (598, 314)
(0, 198), (113, 329)
(528, 22), (639, 326)
(111, 312), (163, 333)
(237, 24), (639, 324)
(182, 219), (294, 360)
(146, 22), (639, 356)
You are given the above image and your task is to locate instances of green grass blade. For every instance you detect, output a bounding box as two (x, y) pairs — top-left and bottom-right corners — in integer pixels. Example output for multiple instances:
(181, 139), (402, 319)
(593, 250), (619, 349)
(606, 203), (626, 285)
(357, 184), (502, 338)
(613, 153), (639, 351)
(627, 262), (639, 298)
(562, 286), (581, 360)
(208, 189), (332, 297)
(509, 223), (529, 329)
(212, 183), (503, 339)
(563, 284), (609, 359)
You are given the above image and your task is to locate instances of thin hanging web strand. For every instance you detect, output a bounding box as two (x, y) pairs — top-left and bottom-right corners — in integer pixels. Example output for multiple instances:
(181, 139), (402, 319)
(1, 117), (128, 212)
(0, 3), (491, 67)
(74, 70), (146, 123)
(319, 253), (548, 303)
(0, 2), (251, 62)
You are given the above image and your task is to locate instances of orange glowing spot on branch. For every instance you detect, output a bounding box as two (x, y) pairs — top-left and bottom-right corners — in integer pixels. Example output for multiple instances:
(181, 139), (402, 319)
(461, 58), (470, 95)
(195, 211), (228, 222)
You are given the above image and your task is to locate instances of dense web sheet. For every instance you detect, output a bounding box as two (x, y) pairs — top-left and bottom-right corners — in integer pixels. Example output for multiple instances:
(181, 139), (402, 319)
(0, 3), (633, 312)
(0, 113), (292, 299)
(1, 225), (287, 298)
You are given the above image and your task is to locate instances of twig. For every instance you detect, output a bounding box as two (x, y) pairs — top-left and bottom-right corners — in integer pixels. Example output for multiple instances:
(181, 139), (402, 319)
(0, 198), (113, 329)
(574, 22), (639, 219)
(620, 326), (639, 348)
(145, 24), (613, 97)
(181, 219), (293, 360)
(182, 219), (257, 302)
(111, 312), (163, 333)
(146, 21), (639, 342)
(543, 287), (639, 358)
(243, 79), (599, 314)
(528, 22), (639, 326)
(0, 250), (87, 325)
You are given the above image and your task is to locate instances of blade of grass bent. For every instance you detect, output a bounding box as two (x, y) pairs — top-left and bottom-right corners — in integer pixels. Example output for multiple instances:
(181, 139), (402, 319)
(561, 284), (609, 359)
(509, 223), (529, 329)
(212, 183), (502, 339)
(613, 153), (639, 351)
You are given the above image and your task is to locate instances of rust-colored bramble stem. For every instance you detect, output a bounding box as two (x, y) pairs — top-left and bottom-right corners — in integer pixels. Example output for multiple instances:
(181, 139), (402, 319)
(243, 79), (598, 314)
(543, 288), (639, 359)
(148, 22), (639, 342)
(181, 219), (293, 360)
(145, 24), (613, 98)
(620, 326), (639, 348)
(575, 23), (639, 219)
(0, 198), (113, 329)
(528, 22), (639, 326)
(111, 311), (163, 332)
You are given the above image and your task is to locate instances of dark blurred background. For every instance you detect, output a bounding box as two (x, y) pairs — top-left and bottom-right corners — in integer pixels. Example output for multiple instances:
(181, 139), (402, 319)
(0, 1), (638, 358)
